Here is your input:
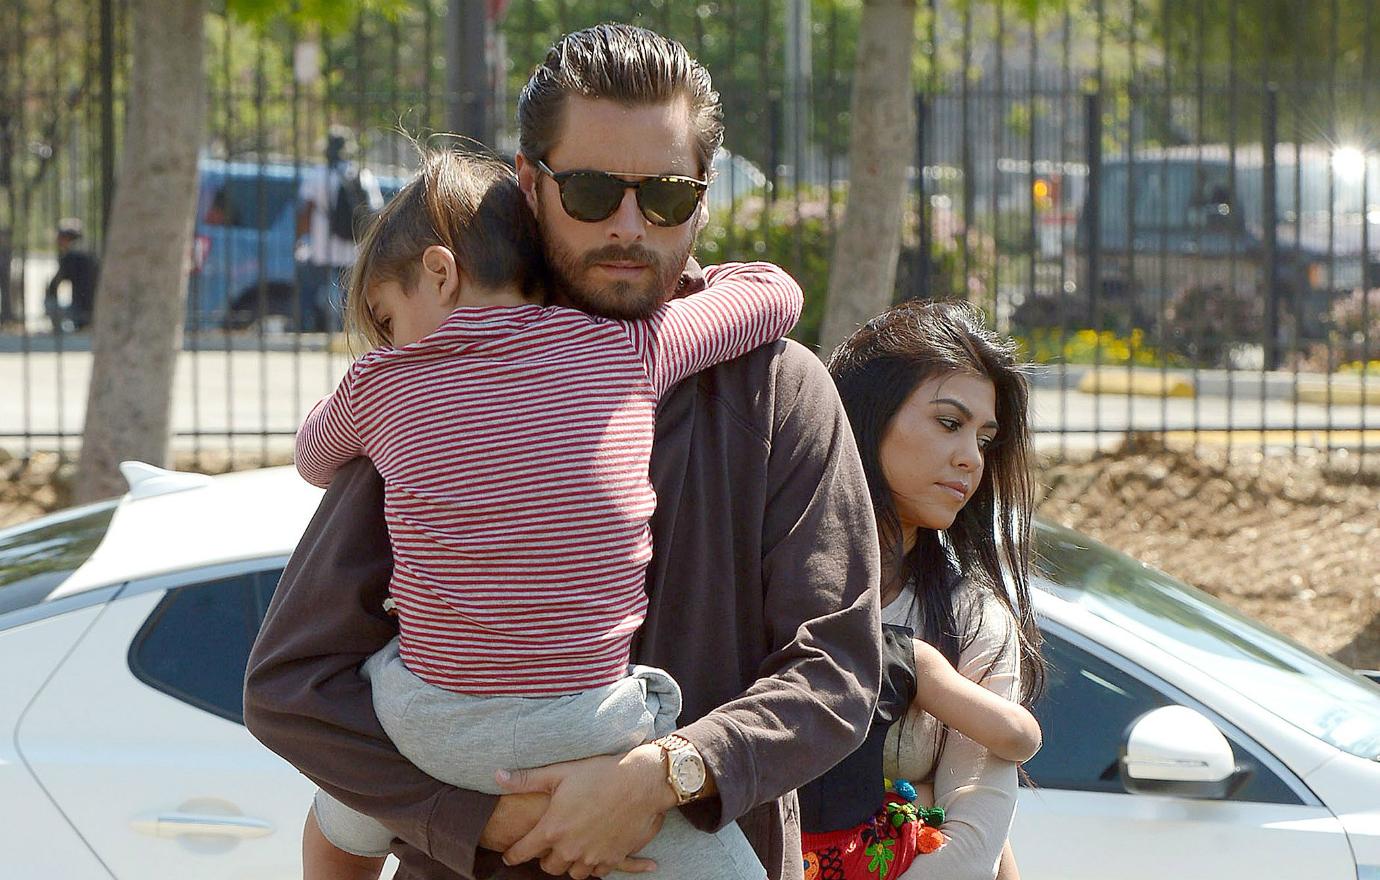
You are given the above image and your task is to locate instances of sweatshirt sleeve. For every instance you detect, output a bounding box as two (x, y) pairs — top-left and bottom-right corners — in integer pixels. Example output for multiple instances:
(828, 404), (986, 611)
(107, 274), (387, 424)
(896, 594), (1022, 880)
(294, 361), (367, 488)
(676, 342), (883, 830)
(622, 262), (803, 398)
(242, 457), (497, 879)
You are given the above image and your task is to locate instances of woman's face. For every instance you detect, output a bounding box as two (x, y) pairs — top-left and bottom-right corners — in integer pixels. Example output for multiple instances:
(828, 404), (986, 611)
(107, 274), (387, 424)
(879, 371), (998, 536)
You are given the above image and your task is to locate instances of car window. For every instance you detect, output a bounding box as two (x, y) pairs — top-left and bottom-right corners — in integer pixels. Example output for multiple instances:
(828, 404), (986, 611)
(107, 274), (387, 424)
(0, 502), (118, 617)
(202, 177), (295, 230)
(127, 568), (282, 724)
(1025, 631), (1302, 805)
(1035, 518), (1380, 762)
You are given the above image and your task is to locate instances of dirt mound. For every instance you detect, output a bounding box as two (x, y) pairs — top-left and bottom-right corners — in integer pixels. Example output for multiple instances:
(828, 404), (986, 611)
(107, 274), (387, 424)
(0, 450), (292, 529)
(1037, 439), (1380, 668)
(0, 451), (75, 526)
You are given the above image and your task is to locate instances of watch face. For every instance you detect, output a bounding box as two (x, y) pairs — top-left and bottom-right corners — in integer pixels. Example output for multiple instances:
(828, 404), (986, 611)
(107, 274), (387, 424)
(671, 752), (706, 794)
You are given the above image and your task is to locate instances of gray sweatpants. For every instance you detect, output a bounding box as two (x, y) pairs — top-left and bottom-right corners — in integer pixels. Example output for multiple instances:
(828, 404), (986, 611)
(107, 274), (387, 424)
(313, 638), (763, 879)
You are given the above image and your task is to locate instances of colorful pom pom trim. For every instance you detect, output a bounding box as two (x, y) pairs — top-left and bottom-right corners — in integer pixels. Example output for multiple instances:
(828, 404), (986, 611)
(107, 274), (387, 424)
(884, 777), (948, 852)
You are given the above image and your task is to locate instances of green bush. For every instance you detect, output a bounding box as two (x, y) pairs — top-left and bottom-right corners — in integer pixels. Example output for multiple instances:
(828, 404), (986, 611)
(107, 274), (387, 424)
(700, 187), (980, 351)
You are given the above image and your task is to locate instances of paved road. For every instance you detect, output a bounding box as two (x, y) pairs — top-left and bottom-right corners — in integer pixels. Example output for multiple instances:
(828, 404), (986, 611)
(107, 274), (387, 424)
(1, 348), (353, 457)
(4, 346), (1379, 458)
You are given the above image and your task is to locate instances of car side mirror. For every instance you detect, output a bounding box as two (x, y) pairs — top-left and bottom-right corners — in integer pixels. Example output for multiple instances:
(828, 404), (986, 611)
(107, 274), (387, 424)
(1119, 705), (1252, 800)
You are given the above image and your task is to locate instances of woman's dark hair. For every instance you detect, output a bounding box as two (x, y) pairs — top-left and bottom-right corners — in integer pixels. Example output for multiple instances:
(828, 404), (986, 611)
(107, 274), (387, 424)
(827, 299), (1046, 716)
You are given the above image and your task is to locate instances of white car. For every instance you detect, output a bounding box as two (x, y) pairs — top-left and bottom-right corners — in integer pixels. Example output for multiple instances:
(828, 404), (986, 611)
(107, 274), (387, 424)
(3, 463), (1380, 879)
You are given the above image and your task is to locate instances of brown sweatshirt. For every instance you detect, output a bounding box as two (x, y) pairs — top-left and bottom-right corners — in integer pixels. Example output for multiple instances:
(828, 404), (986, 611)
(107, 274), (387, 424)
(243, 337), (882, 880)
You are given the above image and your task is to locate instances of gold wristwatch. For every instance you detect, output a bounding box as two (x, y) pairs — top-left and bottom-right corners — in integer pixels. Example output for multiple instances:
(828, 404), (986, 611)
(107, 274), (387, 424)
(652, 734), (706, 805)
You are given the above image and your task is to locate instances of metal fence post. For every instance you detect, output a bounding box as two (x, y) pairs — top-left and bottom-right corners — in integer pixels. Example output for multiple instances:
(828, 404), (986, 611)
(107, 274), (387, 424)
(1084, 91), (1102, 329)
(914, 92), (931, 298)
(1262, 84), (1280, 371)
(447, 0), (494, 147)
(99, 0), (115, 236)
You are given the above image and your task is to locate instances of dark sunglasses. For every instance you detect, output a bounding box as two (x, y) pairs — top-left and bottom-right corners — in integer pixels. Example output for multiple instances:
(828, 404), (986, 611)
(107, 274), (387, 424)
(535, 159), (708, 227)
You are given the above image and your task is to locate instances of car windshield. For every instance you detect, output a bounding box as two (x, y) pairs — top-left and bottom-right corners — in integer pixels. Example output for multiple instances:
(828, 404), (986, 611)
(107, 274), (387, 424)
(1034, 519), (1380, 761)
(0, 502), (119, 617)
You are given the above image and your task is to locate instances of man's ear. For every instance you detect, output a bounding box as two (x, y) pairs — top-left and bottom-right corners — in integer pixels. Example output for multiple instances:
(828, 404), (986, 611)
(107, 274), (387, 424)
(516, 154), (541, 215)
(420, 245), (461, 303)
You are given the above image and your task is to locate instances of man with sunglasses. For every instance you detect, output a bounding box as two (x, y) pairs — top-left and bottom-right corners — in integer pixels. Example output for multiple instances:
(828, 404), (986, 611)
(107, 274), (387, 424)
(246, 23), (881, 880)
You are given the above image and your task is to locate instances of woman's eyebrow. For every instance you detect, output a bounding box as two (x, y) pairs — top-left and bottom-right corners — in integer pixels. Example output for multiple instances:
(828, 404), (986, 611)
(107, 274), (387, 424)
(930, 397), (999, 430)
(929, 397), (973, 419)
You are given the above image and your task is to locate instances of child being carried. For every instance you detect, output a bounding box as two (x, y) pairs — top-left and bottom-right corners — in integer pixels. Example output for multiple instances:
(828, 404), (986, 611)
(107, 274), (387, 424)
(293, 147), (802, 880)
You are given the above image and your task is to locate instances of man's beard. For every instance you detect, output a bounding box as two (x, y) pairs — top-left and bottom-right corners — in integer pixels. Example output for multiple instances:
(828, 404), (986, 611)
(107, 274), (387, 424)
(536, 193), (695, 320)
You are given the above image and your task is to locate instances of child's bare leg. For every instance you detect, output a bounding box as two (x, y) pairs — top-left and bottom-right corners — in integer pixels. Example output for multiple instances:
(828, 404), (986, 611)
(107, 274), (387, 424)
(995, 841), (1021, 880)
(303, 807), (386, 880)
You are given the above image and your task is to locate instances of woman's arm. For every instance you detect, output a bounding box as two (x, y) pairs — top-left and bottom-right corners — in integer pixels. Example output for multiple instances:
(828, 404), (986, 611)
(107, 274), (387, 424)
(911, 637), (1042, 763)
(896, 594), (1024, 880)
(905, 782), (1021, 879)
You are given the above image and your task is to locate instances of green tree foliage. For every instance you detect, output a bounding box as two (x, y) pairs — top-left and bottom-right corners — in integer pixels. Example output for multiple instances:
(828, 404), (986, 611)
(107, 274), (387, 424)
(1157, 0), (1377, 79)
(205, 0), (424, 162)
(0, 0), (107, 251)
(228, 0), (407, 32)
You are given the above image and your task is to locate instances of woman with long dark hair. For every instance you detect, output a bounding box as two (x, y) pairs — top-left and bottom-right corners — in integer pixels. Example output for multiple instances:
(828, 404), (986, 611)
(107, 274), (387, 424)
(824, 299), (1046, 880)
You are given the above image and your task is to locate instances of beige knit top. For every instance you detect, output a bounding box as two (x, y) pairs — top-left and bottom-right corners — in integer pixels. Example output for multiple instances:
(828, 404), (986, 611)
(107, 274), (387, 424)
(881, 581), (1022, 880)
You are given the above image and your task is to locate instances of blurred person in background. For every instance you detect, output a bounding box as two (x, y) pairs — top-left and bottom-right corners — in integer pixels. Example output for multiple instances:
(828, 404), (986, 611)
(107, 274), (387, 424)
(45, 218), (99, 334)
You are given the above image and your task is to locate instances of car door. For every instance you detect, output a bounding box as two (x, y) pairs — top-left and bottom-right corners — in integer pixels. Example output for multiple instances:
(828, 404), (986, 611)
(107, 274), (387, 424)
(15, 561), (316, 880)
(1011, 627), (1356, 880)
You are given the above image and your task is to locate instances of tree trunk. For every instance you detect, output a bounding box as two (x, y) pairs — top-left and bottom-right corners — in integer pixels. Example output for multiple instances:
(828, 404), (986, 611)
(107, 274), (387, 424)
(817, 0), (916, 358)
(75, 0), (205, 502)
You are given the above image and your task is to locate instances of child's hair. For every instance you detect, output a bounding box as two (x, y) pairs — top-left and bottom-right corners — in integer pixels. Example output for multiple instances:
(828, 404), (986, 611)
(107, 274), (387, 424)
(346, 147), (544, 348)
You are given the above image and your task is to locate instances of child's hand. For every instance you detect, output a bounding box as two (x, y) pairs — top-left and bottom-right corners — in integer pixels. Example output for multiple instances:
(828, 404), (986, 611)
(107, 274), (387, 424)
(673, 256), (706, 298)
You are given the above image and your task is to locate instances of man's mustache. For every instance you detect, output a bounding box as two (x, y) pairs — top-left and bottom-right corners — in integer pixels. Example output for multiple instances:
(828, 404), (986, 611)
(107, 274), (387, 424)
(580, 244), (663, 269)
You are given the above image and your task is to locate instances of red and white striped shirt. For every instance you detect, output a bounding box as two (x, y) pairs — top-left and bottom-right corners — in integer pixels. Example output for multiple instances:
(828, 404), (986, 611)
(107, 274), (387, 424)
(295, 262), (802, 696)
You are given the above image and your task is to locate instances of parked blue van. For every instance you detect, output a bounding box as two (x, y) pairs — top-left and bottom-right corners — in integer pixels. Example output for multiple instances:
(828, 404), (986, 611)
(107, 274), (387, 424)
(186, 158), (405, 332)
(1073, 145), (1379, 330)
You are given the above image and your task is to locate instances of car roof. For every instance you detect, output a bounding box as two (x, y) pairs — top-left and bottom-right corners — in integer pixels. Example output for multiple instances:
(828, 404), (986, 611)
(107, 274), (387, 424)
(198, 156), (412, 187)
(1102, 143), (1346, 169)
(26, 481), (1127, 610)
(199, 158), (317, 180)
(51, 466), (324, 602)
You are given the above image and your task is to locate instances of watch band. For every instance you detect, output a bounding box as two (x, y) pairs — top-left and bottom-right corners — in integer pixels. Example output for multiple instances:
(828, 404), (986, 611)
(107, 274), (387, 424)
(652, 734), (704, 804)
(654, 733), (695, 753)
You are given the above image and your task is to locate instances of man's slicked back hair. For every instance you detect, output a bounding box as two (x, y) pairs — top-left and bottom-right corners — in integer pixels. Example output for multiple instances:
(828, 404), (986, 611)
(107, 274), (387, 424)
(517, 23), (724, 178)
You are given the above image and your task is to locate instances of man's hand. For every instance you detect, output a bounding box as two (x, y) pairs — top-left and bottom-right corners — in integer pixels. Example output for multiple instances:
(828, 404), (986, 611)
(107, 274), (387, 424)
(495, 745), (675, 879)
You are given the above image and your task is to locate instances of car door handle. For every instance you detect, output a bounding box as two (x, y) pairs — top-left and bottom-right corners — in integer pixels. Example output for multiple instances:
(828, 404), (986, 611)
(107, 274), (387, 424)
(131, 812), (274, 839)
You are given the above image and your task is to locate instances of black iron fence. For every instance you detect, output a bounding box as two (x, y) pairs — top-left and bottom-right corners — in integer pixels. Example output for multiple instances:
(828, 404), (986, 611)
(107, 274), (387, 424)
(2, 0), (1377, 466)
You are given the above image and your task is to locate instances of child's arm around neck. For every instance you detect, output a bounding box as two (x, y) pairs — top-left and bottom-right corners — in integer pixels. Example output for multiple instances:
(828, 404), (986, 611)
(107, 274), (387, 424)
(623, 260), (804, 399)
